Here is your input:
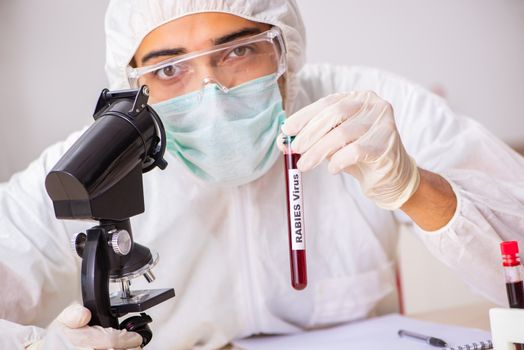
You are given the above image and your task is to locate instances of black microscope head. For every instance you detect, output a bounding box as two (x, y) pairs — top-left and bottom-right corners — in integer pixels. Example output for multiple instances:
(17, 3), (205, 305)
(45, 86), (167, 221)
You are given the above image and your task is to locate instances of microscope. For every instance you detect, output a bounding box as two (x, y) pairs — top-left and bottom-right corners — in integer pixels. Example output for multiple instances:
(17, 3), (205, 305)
(45, 86), (175, 347)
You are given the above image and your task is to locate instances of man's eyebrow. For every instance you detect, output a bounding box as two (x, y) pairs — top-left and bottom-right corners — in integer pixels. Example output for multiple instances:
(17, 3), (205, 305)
(214, 27), (262, 45)
(141, 48), (186, 65)
(140, 27), (262, 66)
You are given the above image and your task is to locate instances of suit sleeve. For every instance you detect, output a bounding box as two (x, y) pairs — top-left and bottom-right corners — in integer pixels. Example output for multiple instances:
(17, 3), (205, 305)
(0, 131), (85, 347)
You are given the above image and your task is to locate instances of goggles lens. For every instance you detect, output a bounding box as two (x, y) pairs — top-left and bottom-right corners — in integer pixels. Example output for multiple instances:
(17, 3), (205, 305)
(127, 28), (287, 103)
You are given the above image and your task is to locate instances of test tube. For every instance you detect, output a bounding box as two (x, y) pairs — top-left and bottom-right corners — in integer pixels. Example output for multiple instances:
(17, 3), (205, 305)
(500, 241), (524, 350)
(283, 135), (307, 290)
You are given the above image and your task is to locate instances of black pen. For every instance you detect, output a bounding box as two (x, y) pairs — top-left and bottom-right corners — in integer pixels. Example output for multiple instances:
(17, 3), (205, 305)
(398, 329), (448, 347)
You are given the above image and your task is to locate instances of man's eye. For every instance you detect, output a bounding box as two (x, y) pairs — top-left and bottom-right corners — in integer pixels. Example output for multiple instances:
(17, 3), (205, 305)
(227, 45), (253, 58)
(154, 64), (181, 80)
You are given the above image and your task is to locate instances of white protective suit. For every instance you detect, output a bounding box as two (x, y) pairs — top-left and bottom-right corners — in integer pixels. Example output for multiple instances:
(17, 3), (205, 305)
(2, 0), (524, 349)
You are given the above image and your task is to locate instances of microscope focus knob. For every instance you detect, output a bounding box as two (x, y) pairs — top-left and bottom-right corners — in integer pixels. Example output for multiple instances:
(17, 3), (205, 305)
(72, 232), (87, 258)
(110, 229), (132, 256)
(120, 313), (153, 347)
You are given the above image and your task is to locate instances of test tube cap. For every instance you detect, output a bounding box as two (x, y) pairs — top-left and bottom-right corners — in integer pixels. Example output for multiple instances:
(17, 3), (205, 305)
(501, 241), (519, 255)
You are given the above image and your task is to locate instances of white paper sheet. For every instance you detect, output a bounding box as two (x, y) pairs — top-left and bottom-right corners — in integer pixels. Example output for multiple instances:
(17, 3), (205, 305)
(233, 313), (491, 350)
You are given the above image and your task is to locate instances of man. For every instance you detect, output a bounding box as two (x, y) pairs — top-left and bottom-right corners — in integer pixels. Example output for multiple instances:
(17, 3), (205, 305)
(2, 0), (524, 349)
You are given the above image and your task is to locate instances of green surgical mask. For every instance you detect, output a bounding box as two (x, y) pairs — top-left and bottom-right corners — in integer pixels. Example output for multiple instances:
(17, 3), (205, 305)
(152, 74), (285, 186)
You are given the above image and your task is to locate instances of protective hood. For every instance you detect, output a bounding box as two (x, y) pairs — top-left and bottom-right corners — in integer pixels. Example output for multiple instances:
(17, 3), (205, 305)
(104, 0), (306, 112)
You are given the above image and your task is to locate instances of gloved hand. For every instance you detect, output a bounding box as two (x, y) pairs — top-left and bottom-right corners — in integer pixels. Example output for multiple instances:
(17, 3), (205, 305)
(27, 303), (143, 350)
(279, 91), (420, 210)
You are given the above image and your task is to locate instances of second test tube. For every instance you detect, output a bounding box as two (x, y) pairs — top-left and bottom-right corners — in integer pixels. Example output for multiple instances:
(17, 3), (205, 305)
(283, 135), (308, 290)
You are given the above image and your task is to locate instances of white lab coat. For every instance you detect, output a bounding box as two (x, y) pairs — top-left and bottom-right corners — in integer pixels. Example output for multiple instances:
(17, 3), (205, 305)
(1, 64), (524, 349)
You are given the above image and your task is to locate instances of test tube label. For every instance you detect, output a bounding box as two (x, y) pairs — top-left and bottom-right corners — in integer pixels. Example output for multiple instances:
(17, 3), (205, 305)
(288, 169), (305, 251)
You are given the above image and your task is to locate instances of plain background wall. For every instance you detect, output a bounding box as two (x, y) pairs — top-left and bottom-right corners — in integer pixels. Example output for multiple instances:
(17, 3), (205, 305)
(0, 1), (107, 180)
(1, 1), (523, 314)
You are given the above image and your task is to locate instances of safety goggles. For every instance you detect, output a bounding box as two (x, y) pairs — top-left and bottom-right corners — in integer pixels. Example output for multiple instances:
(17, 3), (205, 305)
(126, 27), (287, 103)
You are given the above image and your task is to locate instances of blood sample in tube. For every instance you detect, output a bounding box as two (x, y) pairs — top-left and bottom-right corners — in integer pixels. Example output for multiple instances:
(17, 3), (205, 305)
(283, 135), (307, 290)
(500, 241), (524, 350)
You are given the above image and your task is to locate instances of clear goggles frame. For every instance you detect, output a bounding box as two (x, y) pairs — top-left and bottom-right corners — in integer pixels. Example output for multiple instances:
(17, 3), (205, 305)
(126, 27), (287, 103)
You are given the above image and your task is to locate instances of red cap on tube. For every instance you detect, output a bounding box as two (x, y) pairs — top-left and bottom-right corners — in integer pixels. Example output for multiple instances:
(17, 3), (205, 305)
(501, 241), (520, 267)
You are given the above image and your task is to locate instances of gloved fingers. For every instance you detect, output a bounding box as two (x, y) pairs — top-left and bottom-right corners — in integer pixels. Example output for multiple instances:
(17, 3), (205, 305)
(276, 94), (354, 155)
(62, 325), (143, 349)
(326, 101), (400, 172)
(55, 304), (92, 329)
(327, 142), (365, 174)
(296, 116), (370, 172)
(291, 94), (366, 154)
(295, 93), (389, 172)
(281, 93), (347, 136)
(290, 91), (376, 156)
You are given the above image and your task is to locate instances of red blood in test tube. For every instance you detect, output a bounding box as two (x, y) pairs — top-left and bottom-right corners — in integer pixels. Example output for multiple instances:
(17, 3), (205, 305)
(500, 241), (524, 350)
(283, 135), (307, 290)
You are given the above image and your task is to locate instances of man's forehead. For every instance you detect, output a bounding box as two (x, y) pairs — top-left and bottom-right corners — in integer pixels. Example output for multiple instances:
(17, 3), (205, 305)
(135, 13), (269, 65)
